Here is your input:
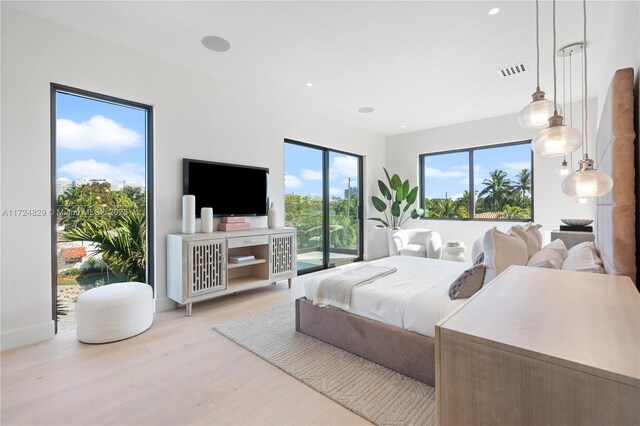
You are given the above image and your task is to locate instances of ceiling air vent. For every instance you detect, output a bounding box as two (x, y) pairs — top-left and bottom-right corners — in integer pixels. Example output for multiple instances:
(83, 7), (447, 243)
(497, 62), (528, 78)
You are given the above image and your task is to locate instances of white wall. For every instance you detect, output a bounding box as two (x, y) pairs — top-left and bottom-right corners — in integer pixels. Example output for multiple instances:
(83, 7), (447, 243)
(386, 100), (597, 261)
(0, 7), (387, 349)
(597, 0), (639, 120)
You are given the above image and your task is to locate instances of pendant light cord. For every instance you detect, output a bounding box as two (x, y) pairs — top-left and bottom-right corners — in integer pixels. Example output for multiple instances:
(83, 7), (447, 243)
(536, 0), (541, 90)
(581, 32), (585, 158)
(583, 0), (589, 156)
(562, 46), (566, 163)
(552, 0), (558, 115)
(569, 50), (574, 166)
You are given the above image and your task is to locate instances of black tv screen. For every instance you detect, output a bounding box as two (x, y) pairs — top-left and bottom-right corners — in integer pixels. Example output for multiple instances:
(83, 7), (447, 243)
(183, 159), (269, 217)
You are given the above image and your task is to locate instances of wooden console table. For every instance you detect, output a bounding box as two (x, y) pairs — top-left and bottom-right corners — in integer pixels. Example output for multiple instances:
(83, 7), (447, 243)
(167, 227), (296, 316)
(436, 266), (640, 425)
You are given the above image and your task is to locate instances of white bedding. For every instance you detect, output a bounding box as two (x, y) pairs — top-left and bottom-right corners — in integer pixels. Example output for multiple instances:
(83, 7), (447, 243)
(303, 256), (470, 338)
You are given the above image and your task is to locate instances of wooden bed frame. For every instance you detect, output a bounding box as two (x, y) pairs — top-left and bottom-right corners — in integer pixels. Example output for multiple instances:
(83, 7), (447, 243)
(296, 68), (637, 386)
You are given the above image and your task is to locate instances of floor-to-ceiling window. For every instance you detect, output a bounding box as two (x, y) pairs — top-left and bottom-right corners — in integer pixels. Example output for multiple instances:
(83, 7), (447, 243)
(51, 85), (154, 331)
(284, 139), (363, 274)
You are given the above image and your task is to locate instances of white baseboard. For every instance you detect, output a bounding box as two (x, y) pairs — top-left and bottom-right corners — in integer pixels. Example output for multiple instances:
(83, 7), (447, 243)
(154, 297), (177, 312)
(1, 320), (55, 351)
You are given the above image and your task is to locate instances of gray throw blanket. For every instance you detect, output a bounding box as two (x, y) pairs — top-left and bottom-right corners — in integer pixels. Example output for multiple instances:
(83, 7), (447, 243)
(313, 265), (397, 310)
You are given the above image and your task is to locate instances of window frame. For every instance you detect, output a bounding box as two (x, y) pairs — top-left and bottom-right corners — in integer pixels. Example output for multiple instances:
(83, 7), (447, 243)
(284, 138), (364, 275)
(50, 83), (155, 332)
(418, 139), (534, 222)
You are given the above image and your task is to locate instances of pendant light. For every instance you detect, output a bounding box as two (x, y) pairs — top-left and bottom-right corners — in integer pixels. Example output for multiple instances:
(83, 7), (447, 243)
(558, 158), (571, 176)
(561, 0), (613, 199)
(519, 0), (558, 128)
(531, 0), (582, 157)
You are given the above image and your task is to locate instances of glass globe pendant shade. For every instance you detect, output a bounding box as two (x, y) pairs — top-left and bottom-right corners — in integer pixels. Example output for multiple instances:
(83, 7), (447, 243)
(561, 157), (613, 198)
(531, 114), (582, 157)
(557, 159), (571, 176)
(518, 89), (559, 128)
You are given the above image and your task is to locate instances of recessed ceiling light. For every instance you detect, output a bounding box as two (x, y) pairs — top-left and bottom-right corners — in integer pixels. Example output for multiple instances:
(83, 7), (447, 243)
(201, 35), (231, 52)
(489, 8), (500, 15)
(306, 82), (313, 87)
(358, 107), (375, 113)
(400, 125), (406, 128)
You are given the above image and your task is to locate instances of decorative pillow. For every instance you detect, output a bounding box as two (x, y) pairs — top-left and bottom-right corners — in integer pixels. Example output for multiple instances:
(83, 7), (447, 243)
(449, 263), (486, 300)
(562, 242), (605, 273)
(527, 239), (568, 269)
(510, 225), (539, 259)
(483, 227), (529, 284)
(473, 252), (484, 266)
(523, 223), (543, 251)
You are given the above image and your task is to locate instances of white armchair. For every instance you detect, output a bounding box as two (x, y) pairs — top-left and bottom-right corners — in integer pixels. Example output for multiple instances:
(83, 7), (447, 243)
(391, 229), (443, 259)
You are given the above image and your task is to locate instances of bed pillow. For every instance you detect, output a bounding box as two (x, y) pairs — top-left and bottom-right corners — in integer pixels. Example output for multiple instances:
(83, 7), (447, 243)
(523, 223), (543, 251)
(562, 242), (605, 273)
(510, 225), (539, 259)
(449, 263), (486, 300)
(483, 227), (529, 284)
(527, 239), (568, 269)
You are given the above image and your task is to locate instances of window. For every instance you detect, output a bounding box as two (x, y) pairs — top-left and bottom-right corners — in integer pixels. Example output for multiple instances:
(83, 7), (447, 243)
(420, 141), (533, 221)
(284, 140), (363, 274)
(51, 84), (154, 332)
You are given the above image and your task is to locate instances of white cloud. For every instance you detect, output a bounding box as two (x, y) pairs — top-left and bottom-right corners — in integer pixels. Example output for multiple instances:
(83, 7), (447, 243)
(59, 159), (145, 184)
(57, 115), (141, 153)
(330, 187), (343, 197)
(284, 174), (302, 189)
(500, 161), (530, 172)
(301, 169), (322, 180)
(424, 167), (465, 179)
(330, 156), (358, 179)
(450, 192), (465, 200)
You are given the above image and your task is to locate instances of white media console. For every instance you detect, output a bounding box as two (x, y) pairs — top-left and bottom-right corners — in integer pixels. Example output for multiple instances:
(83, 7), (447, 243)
(167, 227), (297, 316)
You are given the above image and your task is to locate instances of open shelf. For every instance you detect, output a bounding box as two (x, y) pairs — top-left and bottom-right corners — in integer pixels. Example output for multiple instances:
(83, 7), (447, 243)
(227, 258), (267, 269)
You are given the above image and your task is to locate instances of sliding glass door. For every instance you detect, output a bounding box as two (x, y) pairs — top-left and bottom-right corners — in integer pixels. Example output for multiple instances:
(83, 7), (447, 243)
(284, 139), (363, 274)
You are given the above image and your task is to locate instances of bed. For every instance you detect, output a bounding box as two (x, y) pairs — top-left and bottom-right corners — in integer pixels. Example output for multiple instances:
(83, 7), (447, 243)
(296, 67), (637, 386)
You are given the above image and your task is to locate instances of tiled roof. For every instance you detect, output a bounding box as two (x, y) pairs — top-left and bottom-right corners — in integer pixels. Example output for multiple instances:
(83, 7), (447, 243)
(474, 211), (501, 219)
(60, 247), (86, 260)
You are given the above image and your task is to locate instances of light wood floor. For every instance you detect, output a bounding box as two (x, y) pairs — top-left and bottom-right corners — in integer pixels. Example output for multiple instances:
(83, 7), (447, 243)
(1, 276), (370, 425)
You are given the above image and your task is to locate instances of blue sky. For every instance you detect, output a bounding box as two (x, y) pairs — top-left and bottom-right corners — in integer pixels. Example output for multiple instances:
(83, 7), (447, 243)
(56, 92), (147, 186)
(423, 143), (531, 200)
(284, 143), (359, 198)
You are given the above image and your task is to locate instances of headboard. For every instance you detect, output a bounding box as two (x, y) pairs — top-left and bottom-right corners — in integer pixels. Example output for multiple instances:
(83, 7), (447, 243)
(595, 67), (637, 284)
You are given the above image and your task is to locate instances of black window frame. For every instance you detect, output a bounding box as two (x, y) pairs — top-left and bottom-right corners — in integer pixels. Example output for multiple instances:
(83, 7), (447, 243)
(418, 139), (534, 222)
(50, 83), (155, 332)
(284, 138), (364, 275)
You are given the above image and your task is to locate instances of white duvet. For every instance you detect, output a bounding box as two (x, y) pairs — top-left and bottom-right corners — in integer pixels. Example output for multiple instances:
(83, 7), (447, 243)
(303, 256), (470, 338)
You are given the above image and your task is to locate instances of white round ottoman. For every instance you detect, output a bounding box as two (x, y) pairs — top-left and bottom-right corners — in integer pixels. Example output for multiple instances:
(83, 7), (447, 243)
(76, 282), (153, 344)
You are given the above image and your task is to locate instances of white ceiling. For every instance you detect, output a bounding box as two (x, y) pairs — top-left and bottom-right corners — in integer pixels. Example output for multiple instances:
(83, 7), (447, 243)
(5, 1), (611, 136)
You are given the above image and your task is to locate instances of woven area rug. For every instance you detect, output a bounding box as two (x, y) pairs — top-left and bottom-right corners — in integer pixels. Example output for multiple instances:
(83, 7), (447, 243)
(213, 303), (436, 426)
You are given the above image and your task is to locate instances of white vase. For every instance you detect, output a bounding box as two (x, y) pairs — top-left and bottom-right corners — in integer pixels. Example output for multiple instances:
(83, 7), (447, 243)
(201, 207), (213, 233)
(182, 195), (196, 234)
(387, 228), (399, 256)
(267, 202), (277, 229)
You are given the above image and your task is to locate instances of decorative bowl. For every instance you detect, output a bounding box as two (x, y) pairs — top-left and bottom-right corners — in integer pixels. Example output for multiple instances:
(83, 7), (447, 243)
(561, 218), (593, 226)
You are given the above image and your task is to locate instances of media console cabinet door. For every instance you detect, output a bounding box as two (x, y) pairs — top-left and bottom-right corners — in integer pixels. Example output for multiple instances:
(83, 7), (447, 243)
(187, 238), (227, 297)
(270, 233), (296, 279)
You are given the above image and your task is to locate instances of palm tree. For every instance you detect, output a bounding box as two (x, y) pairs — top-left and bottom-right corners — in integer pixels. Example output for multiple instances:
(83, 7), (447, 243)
(499, 205), (529, 219)
(64, 210), (146, 282)
(512, 168), (532, 200)
(477, 169), (512, 212)
(427, 198), (461, 218)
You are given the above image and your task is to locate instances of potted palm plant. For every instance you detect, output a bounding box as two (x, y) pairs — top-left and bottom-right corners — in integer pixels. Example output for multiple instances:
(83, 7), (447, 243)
(368, 168), (424, 255)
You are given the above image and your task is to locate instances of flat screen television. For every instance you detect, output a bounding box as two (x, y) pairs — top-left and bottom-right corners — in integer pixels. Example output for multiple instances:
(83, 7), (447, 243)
(183, 159), (269, 217)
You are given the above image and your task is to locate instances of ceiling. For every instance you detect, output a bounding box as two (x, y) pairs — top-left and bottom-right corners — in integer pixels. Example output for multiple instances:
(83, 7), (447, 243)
(4, 1), (611, 136)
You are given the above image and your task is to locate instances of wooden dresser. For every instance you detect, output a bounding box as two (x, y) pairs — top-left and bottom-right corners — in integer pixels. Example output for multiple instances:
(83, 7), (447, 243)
(436, 265), (640, 426)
